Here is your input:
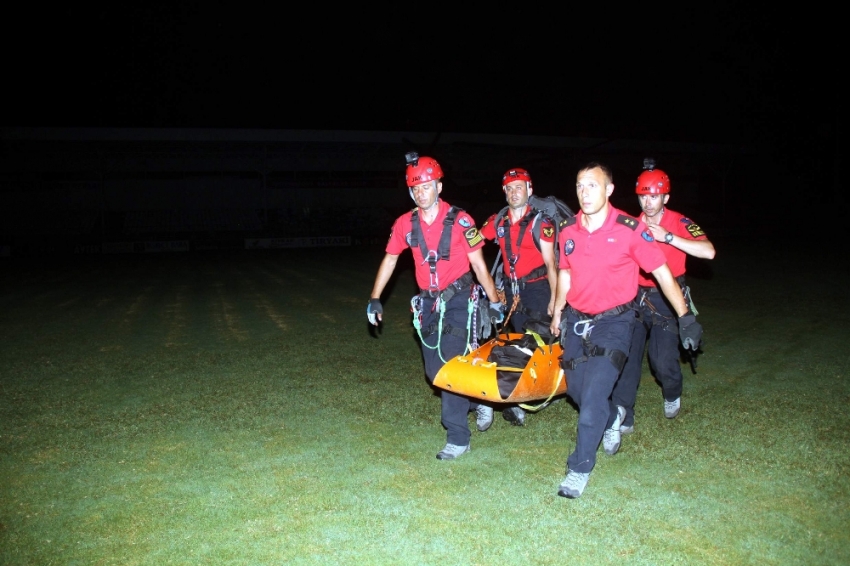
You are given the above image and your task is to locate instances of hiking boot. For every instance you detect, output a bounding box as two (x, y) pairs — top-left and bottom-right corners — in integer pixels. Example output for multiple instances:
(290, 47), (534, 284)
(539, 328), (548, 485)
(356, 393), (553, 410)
(603, 405), (626, 455)
(664, 397), (681, 419)
(557, 470), (590, 499)
(502, 406), (526, 426)
(475, 404), (494, 432)
(436, 443), (470, 460)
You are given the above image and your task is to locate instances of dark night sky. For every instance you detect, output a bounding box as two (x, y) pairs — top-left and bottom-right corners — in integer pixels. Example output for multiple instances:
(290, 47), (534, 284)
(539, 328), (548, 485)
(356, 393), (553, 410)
(4, 6), (835, 152)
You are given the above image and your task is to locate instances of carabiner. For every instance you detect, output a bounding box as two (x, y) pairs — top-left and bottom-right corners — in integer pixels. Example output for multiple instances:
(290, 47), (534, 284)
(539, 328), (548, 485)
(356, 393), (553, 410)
(422, 250), (439, 269)
(510, 273), (520, 296)
(573, 319), (594, 339)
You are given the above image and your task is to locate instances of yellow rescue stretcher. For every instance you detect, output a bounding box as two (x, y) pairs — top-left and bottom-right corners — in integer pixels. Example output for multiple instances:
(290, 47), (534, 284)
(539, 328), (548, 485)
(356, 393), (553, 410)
(433, 332), (565, 406)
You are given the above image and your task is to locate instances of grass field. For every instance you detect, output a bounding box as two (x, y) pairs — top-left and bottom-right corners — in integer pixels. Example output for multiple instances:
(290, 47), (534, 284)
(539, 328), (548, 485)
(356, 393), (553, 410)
(1, 243), (848, 565)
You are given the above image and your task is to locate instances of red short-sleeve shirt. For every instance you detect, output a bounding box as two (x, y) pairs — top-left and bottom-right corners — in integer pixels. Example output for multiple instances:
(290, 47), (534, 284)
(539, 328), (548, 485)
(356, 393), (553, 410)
(637, 208), (708, 287)
(480, 208), (554, 280)
(558, 206), (666, 314)
(386, 200), (485, 291)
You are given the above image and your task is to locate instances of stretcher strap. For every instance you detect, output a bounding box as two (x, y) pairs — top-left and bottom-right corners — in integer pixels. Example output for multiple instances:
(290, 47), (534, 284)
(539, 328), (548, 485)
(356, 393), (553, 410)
(519, 368), (564, 412)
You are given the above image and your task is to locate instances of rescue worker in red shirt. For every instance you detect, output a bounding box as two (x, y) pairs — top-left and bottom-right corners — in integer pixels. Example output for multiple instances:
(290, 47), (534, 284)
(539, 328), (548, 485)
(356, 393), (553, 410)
(480, 168), (558, 426)
(367, 153), (503, 460)
(610, 160), (716, 439)
(549, 162), (702, 498)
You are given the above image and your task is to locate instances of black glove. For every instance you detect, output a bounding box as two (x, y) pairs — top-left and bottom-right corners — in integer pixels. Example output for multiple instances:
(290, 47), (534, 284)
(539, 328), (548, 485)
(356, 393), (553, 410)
(367, 298), (383, 325)
(678, 313), (702, 351)
(488, 300), (506, 324)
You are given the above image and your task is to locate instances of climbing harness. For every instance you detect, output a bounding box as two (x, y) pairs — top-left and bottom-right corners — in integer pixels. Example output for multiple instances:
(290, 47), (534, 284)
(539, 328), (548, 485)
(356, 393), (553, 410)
(560, 301), (636, 373)
(408, 207), (483, 364)
(494, 208), (549, 330)
(410, 205), (459, 297)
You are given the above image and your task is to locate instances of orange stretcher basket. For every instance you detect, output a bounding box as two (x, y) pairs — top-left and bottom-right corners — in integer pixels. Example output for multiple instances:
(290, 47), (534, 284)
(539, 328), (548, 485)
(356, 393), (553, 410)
(433, 332), (565, 404)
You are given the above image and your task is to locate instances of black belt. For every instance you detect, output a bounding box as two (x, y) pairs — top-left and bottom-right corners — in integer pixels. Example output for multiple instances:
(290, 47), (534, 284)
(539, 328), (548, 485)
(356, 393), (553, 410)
(568, 298), (638, 321)
(516, 265), (547, 287)
(420, 272), (474, 302)
(640, 275), (686, 293)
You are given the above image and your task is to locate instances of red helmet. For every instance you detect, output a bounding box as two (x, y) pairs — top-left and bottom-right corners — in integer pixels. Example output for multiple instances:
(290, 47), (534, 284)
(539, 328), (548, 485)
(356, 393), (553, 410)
(635, 169), (670, 195)
(502, 168), (532, 189)
(405, 156), (444, 187)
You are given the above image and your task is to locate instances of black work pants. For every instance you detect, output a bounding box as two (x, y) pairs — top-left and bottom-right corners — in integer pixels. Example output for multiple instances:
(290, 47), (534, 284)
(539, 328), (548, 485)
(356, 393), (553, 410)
(560, 308), (634, 474)
(612, 290), (683, 427)
(505, 277), (551, 333)
(419, 289), (484, 447)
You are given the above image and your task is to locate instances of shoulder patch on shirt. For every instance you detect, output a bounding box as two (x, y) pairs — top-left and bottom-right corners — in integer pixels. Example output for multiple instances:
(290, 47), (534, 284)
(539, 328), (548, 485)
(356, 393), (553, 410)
(464, 227), (483, 247)
(686, 223), (705, 238)
(560, 216), (577, 229)
(617, 215), (639, 230)
(543, 225), (555, 239)
(458, 216), (471, 228)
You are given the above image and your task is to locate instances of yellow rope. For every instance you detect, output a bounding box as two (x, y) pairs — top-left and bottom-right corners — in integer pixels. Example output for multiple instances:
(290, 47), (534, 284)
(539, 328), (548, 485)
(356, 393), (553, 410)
(519, 368), (564, 411)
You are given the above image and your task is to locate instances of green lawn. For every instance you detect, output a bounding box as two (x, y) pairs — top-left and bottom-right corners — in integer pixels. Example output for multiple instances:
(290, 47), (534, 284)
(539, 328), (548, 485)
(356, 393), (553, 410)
(1, 244), (847, 565)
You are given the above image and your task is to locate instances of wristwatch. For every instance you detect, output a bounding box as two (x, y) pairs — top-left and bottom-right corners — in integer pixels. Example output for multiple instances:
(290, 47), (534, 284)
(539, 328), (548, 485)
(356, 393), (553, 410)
(664, 232), (674, 244)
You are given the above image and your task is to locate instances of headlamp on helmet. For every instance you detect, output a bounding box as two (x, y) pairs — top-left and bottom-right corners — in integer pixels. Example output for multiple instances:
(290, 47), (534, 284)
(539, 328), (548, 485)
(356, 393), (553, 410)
(502, 167), (532, 191)
(405, 152), (444, 187)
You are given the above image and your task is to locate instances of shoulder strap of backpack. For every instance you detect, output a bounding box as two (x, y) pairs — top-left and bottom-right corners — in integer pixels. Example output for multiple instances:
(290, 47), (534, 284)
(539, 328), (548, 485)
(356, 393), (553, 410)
(530, 211), (545, 253)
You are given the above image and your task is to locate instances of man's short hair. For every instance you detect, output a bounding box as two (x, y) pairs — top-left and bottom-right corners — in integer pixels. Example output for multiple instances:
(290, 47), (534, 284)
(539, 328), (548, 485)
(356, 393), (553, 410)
(578, 161), (613, 185)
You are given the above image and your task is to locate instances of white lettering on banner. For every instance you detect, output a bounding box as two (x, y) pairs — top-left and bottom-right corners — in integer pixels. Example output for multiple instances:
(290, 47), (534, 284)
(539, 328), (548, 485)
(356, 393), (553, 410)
(103, 241), (190, 253)
(74, 244), (102, 255)
(102, 242), (136, 254)
(143, 241), (189, 253)
(244, 237), (351, 249)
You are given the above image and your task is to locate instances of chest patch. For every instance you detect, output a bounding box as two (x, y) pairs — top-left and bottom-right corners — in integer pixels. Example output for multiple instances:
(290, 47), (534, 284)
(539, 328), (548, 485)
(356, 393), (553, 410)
(563, 239), (575, 255)
(405, 231), (412, 246)
(497, 226), (505, 238)
(642, 230), (655, 242)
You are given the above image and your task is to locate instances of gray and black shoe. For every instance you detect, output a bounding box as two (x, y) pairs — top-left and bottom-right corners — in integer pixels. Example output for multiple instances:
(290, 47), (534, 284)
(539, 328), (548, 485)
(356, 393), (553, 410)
(664, 397), (681, 419)
(475, 404), (494, 432)
(558, 470), (590, 499)
(436, 443), (470, 460)
(603, 405), (626, 456)
(502, 406), (526, 426)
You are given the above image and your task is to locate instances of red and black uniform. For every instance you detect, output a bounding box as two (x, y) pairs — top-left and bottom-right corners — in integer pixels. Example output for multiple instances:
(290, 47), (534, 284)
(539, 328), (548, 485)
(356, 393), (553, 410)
(481, 207), (555, 331)
(386, 199), (487, 447)
(613, 209), (708, 427)
(557, 206), (666, 474)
